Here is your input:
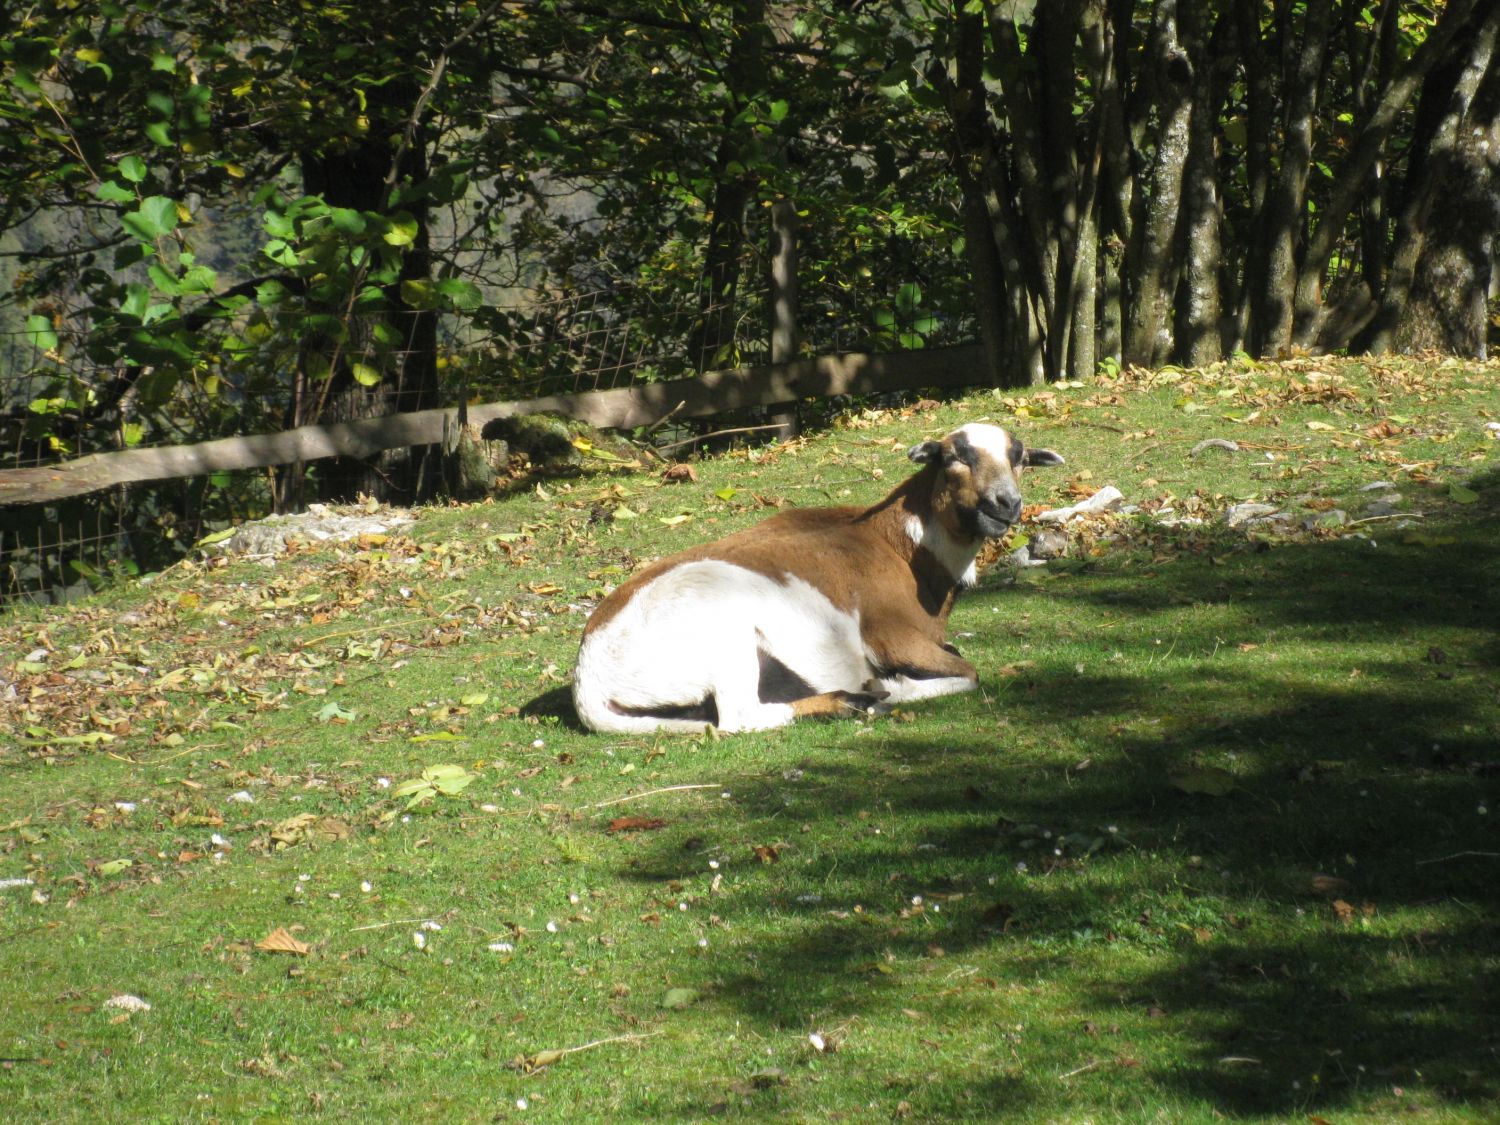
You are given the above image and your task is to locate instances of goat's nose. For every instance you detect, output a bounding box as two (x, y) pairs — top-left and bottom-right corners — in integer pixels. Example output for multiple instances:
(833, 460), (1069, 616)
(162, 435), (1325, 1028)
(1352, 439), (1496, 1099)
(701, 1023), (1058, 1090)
(983, 495), (1022, 523)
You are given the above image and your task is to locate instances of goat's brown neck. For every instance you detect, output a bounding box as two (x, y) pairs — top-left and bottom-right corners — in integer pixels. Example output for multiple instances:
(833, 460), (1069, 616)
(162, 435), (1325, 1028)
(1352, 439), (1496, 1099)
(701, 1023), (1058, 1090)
(859, 466), (977, 618)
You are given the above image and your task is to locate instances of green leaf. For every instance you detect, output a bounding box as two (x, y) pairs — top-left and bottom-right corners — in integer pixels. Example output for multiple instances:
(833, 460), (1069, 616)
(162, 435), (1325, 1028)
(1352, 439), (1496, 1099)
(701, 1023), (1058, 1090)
(121, 196), (179, 241)
(97, 180), (136, 203)
(1168, 766), (1237, 797)
(400, 279), (435, 309)
(381, 212), (419, 246)
(263, 239), (299, 267)
(328, 207), (367, 234)
(460, 692), (490, 707)
(316, 701), (357, 723)
(349, 362), (382, 387)
(714, 487), (738, 501)
(435, 278), (482, 309)
(660, 987), (699, 1010)
(24, 315), (58, 352)
(255, 279), (290, 305)
(1448, 483), (1480, 504)
(95, 859), (133, 877)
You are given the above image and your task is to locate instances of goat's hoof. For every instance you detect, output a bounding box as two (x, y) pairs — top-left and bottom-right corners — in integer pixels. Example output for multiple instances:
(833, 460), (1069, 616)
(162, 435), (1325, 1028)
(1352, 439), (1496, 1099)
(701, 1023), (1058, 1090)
(837, 690), (890, 716)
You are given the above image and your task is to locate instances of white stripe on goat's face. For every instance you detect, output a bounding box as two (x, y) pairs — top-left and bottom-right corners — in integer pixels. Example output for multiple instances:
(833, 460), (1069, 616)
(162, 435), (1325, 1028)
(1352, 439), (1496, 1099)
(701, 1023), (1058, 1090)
(908, 423), (1061, 544)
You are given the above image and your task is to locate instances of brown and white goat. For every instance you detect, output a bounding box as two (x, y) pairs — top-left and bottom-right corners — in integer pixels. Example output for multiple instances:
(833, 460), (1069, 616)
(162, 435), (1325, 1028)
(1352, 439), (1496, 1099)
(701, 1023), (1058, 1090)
(572, 423), (1063, 733)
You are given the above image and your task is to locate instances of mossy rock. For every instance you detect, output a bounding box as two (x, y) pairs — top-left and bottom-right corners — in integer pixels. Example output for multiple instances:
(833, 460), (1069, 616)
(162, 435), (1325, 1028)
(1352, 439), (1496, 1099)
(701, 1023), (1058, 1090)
(479, 413), (643, 474)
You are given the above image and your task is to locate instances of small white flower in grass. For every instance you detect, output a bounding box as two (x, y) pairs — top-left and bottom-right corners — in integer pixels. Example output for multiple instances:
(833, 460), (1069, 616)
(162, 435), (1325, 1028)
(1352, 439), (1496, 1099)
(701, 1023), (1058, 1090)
(511, 788), (523, 797)
(412, 931), (427, 950)
(708, 860), (719, 870)
(401, 815), (411, 824)
(376, 777), (391, 789)
(721, 791), (732, 799)
(228, 790), (254, 804)
(697, 938), (708, 949)
(911, 895), (923, 906)
(1015, 862), (1028, 874)
(932, 903), (941, 913)
(210, 833), (230, 848)
(298, 874), (311, 882)
(114, 801), (137, 814)
(516, 1098), (528, 1111)
(568, 893), (580, 905)
(1480, 804), (1489, 816)
(809, 1033), (827, 1052)
(545, 920), (559, 933)
(480, 804), (499, 813)
(531, 739), (546, 750)
(420, 920), (442, 932)
(488, 941), (515, 954)
(360, 881), (373, 893)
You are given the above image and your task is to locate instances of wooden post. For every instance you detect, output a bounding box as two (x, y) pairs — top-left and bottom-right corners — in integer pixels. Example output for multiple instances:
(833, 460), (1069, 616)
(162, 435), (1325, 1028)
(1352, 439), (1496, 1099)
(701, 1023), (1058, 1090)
(766, 197), (800, 440)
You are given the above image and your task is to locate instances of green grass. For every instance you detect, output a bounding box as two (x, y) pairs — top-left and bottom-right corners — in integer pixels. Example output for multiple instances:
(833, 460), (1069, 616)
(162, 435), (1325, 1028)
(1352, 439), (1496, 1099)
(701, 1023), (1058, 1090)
(2, 356), (1498, 1122)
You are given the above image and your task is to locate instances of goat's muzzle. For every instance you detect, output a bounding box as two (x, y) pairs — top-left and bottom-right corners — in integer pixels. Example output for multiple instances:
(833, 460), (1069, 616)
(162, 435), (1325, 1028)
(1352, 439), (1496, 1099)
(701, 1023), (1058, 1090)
(970, 496), (1022, 538)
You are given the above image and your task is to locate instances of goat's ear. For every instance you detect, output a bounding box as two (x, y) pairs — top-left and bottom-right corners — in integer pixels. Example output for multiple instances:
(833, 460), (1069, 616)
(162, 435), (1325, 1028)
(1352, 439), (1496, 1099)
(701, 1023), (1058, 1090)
(1022, 448), (1065, 468)
(907, 440), (942, 465)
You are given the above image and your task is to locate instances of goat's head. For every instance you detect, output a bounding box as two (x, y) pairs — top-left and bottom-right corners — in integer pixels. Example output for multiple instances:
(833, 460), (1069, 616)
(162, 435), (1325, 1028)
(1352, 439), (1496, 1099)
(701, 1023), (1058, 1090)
(908, 423), (1064, 540)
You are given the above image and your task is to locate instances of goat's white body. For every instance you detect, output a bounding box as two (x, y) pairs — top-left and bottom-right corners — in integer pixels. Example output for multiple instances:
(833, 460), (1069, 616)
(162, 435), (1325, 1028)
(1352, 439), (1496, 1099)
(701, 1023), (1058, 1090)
(575, 560), (893, 733)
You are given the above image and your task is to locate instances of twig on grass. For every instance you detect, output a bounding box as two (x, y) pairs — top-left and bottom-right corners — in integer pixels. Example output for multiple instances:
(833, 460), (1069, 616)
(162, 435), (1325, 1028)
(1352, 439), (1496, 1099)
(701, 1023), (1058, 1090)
(576, 783), (723, 811)
(1415, 851), (1500, 865)
(350, 917), (443, 933)
(1057, 1058), (1102, 1080)
(654, 423), (789, 455)
(511, 1030), (663, 1072)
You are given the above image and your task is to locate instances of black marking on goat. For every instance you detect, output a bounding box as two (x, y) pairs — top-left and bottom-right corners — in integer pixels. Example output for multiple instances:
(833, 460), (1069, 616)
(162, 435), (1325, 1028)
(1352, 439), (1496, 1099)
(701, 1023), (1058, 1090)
(757, 645), (818, 704)
(949, 431), (978, 468)
(609, 697), (719, 724)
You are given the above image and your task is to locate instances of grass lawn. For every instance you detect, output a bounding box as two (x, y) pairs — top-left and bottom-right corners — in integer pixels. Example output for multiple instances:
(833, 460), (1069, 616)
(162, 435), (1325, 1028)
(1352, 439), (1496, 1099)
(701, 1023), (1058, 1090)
(2, 355), (1497, 1123)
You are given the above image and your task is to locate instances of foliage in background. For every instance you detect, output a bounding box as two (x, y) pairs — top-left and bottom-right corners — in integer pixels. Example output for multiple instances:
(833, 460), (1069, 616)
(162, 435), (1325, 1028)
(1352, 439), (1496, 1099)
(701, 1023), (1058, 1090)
(2, 2), (1498, 597)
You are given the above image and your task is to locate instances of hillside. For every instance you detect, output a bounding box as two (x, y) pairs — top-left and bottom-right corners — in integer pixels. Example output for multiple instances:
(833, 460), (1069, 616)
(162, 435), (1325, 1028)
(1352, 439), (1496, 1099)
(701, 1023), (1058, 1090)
(1, 357), (1498, 1122)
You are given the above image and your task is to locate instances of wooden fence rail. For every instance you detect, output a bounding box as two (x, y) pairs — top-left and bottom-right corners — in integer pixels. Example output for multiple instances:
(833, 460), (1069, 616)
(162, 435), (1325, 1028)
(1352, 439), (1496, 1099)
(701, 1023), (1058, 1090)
(0, 344), (985, 508)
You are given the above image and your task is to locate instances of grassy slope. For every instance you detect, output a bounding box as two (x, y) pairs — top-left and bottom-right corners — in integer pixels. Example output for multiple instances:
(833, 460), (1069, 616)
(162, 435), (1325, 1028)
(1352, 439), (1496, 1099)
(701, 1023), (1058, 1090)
(1, 356), (1498, 1123)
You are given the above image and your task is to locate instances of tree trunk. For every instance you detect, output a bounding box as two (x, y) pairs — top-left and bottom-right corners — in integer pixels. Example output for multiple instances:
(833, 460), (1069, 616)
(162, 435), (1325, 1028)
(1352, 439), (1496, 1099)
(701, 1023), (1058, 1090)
(1292, 0), (1481, 347)
(689, 1), (768, 373)
(1393, 19), (1500, 357)
(1173, 3), (1226, 366)
(1124, 0), (1194, 366)
(1371, 1), (1500, 354)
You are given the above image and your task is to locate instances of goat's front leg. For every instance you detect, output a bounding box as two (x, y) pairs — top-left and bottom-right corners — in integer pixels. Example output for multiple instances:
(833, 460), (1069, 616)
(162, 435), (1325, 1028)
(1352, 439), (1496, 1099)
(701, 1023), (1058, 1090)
(867, 636), (979, 704)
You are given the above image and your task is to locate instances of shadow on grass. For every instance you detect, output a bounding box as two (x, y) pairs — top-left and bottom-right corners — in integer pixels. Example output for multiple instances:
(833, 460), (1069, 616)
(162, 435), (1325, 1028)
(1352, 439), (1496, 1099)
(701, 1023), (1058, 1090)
(607, 499), (1500, 1117)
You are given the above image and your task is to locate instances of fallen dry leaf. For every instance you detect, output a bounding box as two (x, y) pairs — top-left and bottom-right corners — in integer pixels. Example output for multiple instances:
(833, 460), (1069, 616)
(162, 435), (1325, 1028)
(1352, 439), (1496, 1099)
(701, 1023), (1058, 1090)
(255, 927), (311, 956)
(1311, 873), (1352, 896)
(661, 464), (698, 483)
(752, 842), (785, 864)
(607, 816), (667, 833)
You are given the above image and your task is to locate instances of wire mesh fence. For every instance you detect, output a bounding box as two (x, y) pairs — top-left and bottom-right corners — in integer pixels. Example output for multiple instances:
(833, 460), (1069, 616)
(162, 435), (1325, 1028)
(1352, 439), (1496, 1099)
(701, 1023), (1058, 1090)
(0, 276), (781, 606)
(1, 264), (975, 607)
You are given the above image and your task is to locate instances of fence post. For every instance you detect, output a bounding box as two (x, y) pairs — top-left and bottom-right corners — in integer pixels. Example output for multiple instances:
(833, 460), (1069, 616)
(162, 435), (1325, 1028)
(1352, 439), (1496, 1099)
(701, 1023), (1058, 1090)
(766, 197), (800, 440)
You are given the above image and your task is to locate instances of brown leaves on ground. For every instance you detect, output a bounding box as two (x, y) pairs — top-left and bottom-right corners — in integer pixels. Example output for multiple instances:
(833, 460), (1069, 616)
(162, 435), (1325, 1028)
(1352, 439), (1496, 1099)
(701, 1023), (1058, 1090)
(751, 842), (785, 864)
(254, 927), (311, 956)
(606, 816), (667, 834)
